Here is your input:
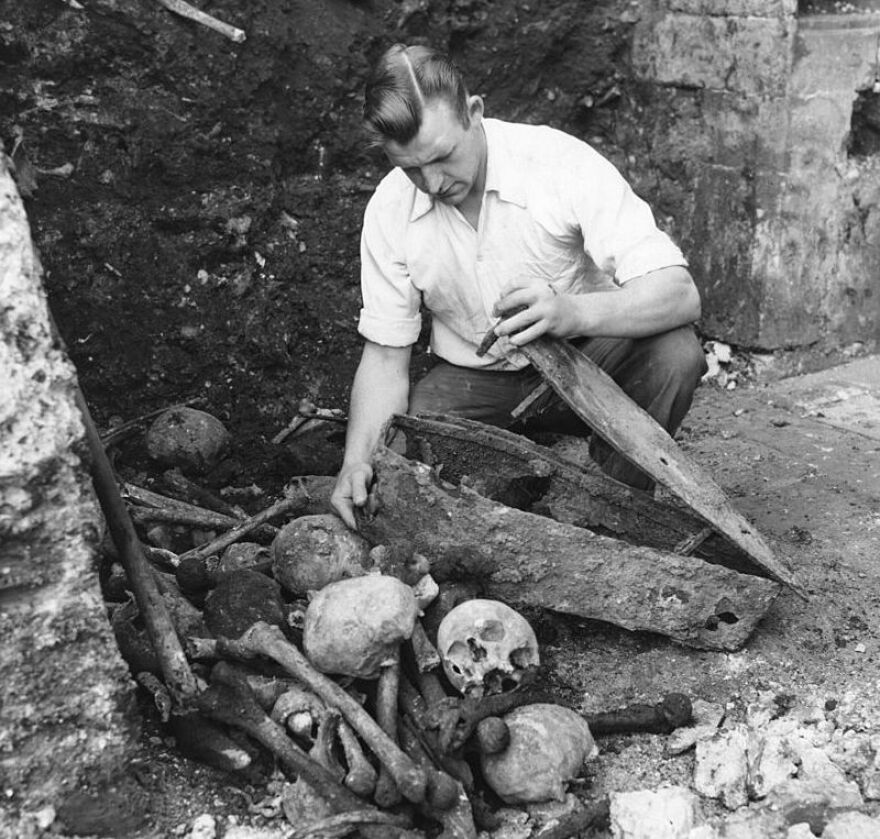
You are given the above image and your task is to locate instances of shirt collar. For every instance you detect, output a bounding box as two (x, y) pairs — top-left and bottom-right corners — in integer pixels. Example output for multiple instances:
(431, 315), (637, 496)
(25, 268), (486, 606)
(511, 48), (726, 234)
(408, 118), (526, 222)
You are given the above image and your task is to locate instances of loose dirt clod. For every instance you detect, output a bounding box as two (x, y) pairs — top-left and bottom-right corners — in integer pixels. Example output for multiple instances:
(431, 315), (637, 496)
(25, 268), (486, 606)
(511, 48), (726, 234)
(202, 569), (286, 639)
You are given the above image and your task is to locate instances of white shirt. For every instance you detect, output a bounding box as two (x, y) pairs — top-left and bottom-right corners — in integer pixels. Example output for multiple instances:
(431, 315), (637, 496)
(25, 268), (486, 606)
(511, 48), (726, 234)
(358, 118), (687, 370)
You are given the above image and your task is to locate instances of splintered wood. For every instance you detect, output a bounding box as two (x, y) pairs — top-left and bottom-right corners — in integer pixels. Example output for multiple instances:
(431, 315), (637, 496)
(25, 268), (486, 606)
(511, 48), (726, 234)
(357, 447), (780, 651)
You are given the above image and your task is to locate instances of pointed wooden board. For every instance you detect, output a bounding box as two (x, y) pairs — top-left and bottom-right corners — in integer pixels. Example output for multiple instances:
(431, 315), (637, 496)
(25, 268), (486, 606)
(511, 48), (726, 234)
(518, 337), (804, 594)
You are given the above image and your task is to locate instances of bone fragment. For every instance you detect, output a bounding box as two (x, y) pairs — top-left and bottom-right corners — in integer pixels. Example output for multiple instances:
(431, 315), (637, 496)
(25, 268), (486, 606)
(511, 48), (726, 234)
(337, 720), (378, 798)
(398, 718), (477, 837)
(177, 496), (296, 563)
(155, 0), (246, 42)
(99, 398), (201, 447)
(136, 671), (172, 722)
(216, 622), (427, 804)
(285, 810), (417, 839)
(202, 664), (373, 815)
(161, 468), (241, 517)
(374, 656), (403, 807)
(410, 621), (441, 672)
(398, 676), (475, 792)
(586, 692), (693, 736)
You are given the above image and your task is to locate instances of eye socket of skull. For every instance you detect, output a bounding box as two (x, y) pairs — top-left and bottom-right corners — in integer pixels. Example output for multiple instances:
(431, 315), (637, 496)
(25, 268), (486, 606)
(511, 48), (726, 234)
(447, 640), (476, 676)
(477, 619), (506, 642)
(510, 646), (536, 669)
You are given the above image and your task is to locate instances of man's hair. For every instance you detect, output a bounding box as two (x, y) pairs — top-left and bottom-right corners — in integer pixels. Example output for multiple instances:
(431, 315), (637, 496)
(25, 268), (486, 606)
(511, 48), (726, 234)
(363, 44), (470, 145)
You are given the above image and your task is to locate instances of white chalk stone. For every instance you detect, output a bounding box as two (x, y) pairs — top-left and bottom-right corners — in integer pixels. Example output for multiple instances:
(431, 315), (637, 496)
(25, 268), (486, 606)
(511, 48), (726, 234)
(668, 700), (725, 755)
(189, 814), (217, 839)
(610, 786), (699, 839)
(223, 827), (288, 839)
(822, 811), (880, 839)
(766, 744), (864, 813)
(694, 727), (749, 809)
(825, 729), (874, 776)
(747, 730), (798, 799)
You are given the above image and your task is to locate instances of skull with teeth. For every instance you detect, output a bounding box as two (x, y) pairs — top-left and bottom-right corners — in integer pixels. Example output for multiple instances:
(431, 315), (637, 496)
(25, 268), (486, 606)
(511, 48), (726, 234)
(436, 599), (540, 696)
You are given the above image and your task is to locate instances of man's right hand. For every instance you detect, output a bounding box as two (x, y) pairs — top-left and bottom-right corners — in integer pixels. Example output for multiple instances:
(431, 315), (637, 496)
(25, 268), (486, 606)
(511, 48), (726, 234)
(330, 461), (374, 530)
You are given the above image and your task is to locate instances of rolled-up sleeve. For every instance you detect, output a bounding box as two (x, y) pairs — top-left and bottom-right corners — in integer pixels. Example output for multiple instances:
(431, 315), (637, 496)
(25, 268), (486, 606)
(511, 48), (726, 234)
(358, 184), (422, 347)
(565, 142), (687, 283)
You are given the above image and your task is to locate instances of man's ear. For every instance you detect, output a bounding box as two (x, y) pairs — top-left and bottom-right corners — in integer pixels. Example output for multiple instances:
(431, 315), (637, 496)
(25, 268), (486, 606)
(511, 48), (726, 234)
(467, 95), (484, 125)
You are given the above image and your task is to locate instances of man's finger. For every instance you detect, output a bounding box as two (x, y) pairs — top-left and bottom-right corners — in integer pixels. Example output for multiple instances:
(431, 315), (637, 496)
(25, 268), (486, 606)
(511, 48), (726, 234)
(348, 466), (373, 509)
(506, 321), (547, 346)
(495, 306), (538, 337)
(339, 505), (357, 530)
(331, 493), (358, 530)
(493, 294), (530, 317)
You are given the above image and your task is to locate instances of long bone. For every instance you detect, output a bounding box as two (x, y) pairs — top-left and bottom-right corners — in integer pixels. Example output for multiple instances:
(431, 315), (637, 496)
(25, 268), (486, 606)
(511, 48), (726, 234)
(199, 666), (369, 815)
(398, 718), (477, 839)
(215, 621), (428, 804)
(337, 720), (378, 798)
(271, 683), (377, 798)
(374, 654), (403, 807)
(206, 664), (419, 838)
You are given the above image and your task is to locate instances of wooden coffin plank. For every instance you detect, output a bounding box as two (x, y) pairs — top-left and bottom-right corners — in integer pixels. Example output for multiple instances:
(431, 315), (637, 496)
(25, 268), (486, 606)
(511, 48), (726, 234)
(392, 412), (759, 574)
(518, 338), (804, 594)
(358, 448), (781, 651)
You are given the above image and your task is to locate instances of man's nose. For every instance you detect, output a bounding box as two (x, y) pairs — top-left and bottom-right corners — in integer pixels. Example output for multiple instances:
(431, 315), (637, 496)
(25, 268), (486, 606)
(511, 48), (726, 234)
(422, 166), (443, 195)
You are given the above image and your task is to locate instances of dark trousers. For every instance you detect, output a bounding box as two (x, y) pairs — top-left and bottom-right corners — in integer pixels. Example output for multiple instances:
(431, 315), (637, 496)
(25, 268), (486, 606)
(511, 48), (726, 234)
(408, 326), (708, 490)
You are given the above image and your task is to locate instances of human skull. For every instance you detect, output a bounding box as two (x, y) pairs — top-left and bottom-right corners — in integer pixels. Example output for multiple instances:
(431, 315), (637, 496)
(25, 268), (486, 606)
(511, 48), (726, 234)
(303, 575), (418, 679)
(436, 599), (540, 696)
(480, 703), (598, 804)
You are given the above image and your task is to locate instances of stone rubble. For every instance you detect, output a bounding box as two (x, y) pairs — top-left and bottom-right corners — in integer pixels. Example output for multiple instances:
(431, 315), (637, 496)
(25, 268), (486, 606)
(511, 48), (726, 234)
(608, 689), (880, 839)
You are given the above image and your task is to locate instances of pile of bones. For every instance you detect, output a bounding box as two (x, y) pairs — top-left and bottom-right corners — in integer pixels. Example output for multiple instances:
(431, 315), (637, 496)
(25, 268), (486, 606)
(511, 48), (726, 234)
(106, 405), (692, 839)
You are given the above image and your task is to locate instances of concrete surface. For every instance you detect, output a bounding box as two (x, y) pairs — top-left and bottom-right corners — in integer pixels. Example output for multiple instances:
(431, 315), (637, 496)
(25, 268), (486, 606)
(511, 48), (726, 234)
(539, 352), (880, 833)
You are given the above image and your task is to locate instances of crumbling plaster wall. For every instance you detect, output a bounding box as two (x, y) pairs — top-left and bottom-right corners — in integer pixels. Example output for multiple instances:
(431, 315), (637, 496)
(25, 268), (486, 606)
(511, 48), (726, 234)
(0, 153), (136, 829)
(629, 0), (880, 355)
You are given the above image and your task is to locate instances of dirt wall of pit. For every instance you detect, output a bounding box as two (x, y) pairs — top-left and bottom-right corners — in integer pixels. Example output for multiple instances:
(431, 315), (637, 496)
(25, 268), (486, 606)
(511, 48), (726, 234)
(0, 152), (137, 832)
(4, 0), (878, 430)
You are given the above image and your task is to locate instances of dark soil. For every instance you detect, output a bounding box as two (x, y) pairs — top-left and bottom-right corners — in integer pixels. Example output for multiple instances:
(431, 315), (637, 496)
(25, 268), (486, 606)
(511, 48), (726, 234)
(1, 0), (636, 497)
(8, 2), (880, 837)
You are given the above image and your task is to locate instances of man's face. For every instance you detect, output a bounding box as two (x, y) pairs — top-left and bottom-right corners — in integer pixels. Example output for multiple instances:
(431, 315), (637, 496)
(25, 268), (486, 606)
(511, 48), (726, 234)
(382, 96), (486, 206)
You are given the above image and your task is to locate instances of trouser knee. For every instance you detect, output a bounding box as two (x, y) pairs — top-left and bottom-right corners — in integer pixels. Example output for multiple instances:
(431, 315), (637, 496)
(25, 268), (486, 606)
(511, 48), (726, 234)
(640, 326), (707, 391)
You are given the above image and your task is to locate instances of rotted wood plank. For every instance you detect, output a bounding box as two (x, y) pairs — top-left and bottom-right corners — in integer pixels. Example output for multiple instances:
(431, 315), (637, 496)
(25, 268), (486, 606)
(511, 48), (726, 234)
(518, 338), (804, 595)
(358, 448), (781, 651)
(392, 413), (759, 576)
